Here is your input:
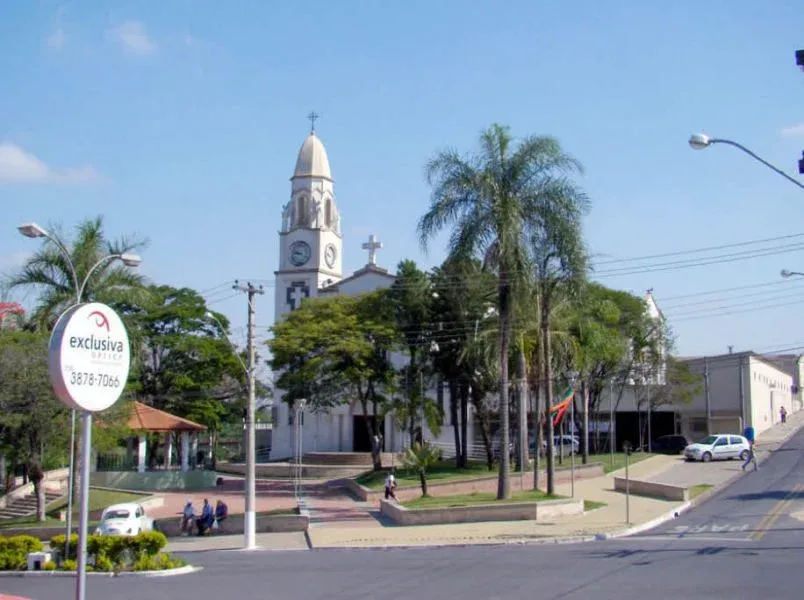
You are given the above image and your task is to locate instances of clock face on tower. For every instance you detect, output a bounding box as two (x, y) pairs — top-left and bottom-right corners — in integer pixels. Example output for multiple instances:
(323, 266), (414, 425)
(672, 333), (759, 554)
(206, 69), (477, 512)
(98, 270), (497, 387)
(289, 240), (312, 266)
(324, 243), (337, 268)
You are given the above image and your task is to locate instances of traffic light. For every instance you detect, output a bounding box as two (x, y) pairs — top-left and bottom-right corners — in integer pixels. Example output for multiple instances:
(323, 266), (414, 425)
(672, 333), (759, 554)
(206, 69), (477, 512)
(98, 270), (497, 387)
(799, 151), (804, 175)
(797, 49), (804, 69)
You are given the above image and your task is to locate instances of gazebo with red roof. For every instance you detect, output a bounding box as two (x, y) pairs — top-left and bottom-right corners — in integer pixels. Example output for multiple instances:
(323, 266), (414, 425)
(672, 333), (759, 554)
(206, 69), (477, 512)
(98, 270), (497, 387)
(125, 401), (206, 473)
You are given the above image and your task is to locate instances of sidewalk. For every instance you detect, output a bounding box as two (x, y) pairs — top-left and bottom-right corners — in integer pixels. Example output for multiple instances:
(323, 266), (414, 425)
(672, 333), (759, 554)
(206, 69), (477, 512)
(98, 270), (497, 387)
(168, 412), (804, 553)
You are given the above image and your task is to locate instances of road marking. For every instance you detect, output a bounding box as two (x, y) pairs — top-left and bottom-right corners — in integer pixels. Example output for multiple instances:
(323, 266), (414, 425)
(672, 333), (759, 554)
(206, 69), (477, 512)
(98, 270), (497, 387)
(749, 482), (804, 541)
(630, 535), (755, 543)
(670, 523), (749, 536)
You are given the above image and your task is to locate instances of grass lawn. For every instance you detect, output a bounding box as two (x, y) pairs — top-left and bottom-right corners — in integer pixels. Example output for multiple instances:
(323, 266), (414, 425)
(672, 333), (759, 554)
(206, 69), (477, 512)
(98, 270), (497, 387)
(583, 500), (607, 511)
(0, 488), (147, 530)
(689, 484), (713, 499)
(402, 489), (560, 509)
(588, 452), (656, 474)
(355, 460), (494, 491)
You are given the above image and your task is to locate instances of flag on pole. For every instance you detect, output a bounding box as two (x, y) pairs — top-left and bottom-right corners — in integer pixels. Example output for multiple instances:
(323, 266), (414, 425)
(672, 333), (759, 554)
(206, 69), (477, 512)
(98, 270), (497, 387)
(549, 387), (574, 427)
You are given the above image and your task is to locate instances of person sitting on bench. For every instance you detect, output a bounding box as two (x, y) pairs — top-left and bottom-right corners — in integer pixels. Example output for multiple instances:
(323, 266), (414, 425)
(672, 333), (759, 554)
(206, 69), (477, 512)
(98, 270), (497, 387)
(214, 500), (229, 530)
(196, 498), (214, 535)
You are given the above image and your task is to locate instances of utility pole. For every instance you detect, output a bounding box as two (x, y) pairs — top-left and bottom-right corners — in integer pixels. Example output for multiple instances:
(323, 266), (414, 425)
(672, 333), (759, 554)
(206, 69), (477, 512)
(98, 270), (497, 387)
(704, 356), (711, 434)
(233, 280), (264, 551)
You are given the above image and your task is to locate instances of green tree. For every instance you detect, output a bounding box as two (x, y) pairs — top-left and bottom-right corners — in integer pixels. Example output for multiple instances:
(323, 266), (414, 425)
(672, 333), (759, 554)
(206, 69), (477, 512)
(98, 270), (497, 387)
(5, 216), (148, 328)
(419, 124), (587, 499)
(0, 330), (68, 520)
(431, 257), (497, 468)
(401, 441), (442, 497)
(387, 261), (442, 447)
(268, 291), (397, 469)
(121, 285), (246, 467)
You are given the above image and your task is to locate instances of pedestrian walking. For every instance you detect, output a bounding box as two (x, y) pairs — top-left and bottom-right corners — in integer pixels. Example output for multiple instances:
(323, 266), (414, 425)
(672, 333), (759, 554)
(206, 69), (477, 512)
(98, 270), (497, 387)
(384, 469), (397, 501)
(742, 440), (758, 471)
(780, 406), (787, 424)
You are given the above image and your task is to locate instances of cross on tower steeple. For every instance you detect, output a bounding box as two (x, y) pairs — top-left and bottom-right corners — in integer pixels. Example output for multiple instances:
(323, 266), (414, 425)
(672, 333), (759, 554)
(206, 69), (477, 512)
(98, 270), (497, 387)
(362, 234), (383, 266)
(307, 111), (320, 132)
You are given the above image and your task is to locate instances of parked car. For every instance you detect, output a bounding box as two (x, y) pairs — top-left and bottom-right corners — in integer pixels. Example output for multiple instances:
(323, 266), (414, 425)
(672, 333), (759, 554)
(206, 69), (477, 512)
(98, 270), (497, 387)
(95, 502), (154, 536)
(650, 434), (690, 455)
(684, 434), (751, 463)
(531, 435), (580, 455)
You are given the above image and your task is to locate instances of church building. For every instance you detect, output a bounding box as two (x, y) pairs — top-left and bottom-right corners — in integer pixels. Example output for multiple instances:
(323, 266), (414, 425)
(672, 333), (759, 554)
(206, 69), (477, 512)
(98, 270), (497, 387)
(269, 124), (466, 460)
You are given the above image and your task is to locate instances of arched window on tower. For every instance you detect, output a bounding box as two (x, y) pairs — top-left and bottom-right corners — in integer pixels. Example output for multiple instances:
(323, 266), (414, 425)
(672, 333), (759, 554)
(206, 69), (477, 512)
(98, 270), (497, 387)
(290, 199), (297, 228)
(325, 198), (332, 227)
(297, 196), (308, 227)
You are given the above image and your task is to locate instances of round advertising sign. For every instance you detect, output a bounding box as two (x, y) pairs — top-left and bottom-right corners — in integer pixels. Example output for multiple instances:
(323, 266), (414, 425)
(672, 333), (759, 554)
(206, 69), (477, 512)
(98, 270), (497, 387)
(48, 302), (131, 412)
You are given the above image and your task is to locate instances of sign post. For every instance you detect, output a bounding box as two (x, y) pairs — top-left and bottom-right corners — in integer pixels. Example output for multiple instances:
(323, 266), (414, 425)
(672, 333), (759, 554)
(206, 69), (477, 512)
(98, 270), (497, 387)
(48, 303), (131, 600)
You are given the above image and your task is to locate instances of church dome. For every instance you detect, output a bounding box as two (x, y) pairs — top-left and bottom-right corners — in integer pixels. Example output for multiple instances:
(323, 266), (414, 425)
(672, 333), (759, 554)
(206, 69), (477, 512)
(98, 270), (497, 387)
(292, 132), (332, 181)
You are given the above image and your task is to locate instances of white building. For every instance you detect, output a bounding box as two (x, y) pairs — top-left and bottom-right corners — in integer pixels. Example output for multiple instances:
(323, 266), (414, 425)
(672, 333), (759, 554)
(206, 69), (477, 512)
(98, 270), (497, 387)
(269, 127), (466, 460)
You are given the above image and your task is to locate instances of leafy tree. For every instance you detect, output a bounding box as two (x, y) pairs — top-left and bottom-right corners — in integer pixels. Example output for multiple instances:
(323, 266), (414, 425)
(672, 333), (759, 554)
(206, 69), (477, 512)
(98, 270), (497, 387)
(5, 216), (148, 328)
(527, 165), (589, 494)
(268, 291), (397, 469)
(430, 257), (496, 468)
(387, 261), (443, 447)
(401, 441), (442, 497)
(419, 124), (589, 499)
(121, 285), (247, 467)
(0, 330), (68, 520)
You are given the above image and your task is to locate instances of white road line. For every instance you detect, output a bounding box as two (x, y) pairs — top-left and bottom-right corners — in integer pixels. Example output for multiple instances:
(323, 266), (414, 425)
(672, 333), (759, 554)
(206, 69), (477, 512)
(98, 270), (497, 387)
(617, 535), (754, 543)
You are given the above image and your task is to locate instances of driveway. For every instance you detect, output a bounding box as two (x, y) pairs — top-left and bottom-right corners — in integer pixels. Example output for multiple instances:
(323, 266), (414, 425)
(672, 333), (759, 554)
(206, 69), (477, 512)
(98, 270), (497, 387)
(644, 455), (745, 488)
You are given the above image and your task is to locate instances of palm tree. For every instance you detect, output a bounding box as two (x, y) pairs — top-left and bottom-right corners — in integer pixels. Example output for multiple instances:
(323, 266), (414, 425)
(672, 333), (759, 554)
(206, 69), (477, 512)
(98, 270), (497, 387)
(5, 216), (148, 328)
(530, 191), (589, 494)
(401, 441), (442, 497)
(419, 124), (586, 499)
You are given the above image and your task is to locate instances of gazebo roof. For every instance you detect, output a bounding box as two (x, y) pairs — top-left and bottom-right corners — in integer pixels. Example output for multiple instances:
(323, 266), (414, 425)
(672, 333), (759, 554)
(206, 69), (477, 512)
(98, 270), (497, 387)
(126, 401), (207, 433)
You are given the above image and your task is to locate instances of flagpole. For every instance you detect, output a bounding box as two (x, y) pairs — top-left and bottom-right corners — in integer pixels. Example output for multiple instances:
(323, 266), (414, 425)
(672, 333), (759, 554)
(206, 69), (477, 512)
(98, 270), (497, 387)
(570, 390), (575, 498)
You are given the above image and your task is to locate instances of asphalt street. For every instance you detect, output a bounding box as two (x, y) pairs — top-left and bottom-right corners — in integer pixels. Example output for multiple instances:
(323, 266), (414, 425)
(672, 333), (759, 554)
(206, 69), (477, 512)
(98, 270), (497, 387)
(7, 427), (803, 600)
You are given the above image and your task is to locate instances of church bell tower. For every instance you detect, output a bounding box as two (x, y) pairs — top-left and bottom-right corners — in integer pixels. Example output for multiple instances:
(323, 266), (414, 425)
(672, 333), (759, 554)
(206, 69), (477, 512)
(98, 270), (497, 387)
(274, 115), (343, 323)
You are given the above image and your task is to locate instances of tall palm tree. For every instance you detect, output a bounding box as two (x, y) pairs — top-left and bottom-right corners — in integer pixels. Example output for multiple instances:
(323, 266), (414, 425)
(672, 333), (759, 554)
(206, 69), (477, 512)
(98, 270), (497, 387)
(6, 216), (148, 328)
(530, 189), (589, 494)
(419, 124), (586, 499)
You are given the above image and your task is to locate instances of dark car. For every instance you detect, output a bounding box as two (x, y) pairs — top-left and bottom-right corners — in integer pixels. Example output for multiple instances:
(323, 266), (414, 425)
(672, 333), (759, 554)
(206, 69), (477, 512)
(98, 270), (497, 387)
(650, 434), (690, 455)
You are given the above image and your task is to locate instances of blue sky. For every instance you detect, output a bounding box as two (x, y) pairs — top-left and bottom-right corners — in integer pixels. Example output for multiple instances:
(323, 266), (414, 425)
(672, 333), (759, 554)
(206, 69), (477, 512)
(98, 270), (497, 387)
(1, 0), (803, 357)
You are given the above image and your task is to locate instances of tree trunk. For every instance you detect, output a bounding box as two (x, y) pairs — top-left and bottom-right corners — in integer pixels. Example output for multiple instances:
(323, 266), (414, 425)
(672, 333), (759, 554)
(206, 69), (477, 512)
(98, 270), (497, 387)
(419, 470), (428, 496)
(29, 462), (46, 522)
(516, 346), (528, 472)
(459, 383), (469, 468)
(472, 388), (494, 470)
(542, 299), (556, 495)
(449, 380), (461, 467)
(496, 277), (512, 500)
(533, 383), (542, 491)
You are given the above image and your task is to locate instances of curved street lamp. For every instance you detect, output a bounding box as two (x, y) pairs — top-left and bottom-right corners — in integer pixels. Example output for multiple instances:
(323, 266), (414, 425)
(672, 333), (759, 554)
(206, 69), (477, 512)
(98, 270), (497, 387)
(781, 269), (804, 279)
(17, 221), (141, 549)
(688, 133), (804, 191)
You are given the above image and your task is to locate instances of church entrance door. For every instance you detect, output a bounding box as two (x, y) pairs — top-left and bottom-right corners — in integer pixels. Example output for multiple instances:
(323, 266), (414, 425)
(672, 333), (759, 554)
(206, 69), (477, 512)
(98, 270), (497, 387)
(353, 416), (384, 452)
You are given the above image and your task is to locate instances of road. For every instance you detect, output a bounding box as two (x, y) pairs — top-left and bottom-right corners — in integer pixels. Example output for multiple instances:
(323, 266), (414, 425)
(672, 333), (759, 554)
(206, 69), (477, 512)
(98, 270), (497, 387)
(6, 428), (804, 600)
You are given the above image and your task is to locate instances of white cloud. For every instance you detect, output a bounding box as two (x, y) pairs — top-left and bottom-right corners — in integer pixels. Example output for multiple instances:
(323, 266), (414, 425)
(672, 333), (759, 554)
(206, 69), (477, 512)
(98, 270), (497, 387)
(780, 122), (804, 137)
(47, 28), (65, 49)
(0, 143), (99, 183)
(107, 21), (156, 56)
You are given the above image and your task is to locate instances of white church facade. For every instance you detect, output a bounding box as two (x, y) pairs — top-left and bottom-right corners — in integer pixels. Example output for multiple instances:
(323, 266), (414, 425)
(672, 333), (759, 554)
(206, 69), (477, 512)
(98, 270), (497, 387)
(269, 126), (469, 460)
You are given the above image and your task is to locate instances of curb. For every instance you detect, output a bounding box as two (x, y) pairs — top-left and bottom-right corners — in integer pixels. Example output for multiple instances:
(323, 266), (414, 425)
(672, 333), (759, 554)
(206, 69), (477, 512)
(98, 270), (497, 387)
(0, 565), (202, 578)
(594, 502), (690, 541)
(309, 534), (599, 552)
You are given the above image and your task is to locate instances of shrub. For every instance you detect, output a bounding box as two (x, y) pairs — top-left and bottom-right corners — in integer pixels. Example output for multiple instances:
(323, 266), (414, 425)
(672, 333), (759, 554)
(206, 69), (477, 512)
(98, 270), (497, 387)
(129, 531), (167, 558)
(94, 556), (114, 572)
(132, 555), (158, 572)
(61, 559), (77, 572)
(0, 535), (45, 571)
(43, 561), (57, 571)
(49, 533), (79, 562)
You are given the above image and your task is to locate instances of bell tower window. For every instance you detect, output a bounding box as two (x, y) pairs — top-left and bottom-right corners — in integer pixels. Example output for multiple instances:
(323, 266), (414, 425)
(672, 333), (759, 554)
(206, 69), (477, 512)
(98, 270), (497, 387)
(325, 198), (332, 227)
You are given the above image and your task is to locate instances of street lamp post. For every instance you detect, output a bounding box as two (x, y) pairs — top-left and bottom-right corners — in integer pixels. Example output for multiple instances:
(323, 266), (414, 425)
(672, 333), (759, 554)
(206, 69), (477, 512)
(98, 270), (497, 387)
(17, 222), (140, 559)
(688, 133), (804, 191)
(781, 269), (804, 279)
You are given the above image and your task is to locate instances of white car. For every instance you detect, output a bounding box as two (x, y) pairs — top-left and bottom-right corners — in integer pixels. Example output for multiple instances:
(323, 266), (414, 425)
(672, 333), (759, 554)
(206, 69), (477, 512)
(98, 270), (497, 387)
(684, 434), (751, 463)
(95, 503), (153, 536)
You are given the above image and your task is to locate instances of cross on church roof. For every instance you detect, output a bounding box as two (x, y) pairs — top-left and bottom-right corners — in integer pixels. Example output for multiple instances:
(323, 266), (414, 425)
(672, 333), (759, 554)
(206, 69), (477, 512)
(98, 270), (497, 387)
(362, 234), (383, 266)
(307, 111), (319, 132)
